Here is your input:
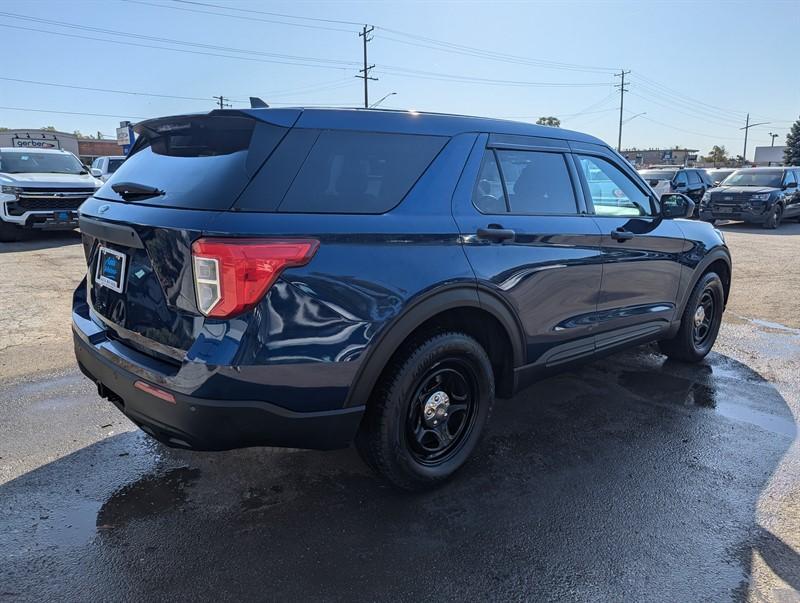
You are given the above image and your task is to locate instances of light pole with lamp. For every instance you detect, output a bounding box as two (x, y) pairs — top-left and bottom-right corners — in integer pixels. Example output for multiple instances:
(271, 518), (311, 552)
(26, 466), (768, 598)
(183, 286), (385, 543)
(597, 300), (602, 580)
(370, 92), (397, 109)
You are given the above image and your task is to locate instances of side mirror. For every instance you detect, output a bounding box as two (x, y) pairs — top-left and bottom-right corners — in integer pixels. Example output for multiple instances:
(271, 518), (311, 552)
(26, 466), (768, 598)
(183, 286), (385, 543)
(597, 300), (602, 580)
(661, 193), (695, 219)
(90, 168), (103, 178)
(784, 181), (798, 189)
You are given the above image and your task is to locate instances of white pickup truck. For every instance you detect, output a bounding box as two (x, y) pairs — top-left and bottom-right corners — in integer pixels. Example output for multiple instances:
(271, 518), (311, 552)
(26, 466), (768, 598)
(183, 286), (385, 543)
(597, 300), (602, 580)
(0, 147), (102, 241)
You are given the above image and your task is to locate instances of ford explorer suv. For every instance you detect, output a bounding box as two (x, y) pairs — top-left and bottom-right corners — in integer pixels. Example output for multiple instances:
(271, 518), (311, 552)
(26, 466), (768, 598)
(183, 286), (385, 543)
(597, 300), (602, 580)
(0, 147), (102, 241)
(72, 108), (731, 490)
(699, 166), (800, 228)
(639, 166), (713, 214)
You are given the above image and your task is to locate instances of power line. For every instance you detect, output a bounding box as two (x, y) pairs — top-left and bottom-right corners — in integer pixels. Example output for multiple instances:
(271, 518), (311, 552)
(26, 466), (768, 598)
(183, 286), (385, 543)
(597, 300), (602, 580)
(0, 13), (359, 68)
(0, 23), (356, 72)
(128, 0), (620, 75)
(124, 0), (359, 33)
(637, 115), (742, 141)
(169, 0), (364, 27)
(0, 75), (235, 103)
(376, 65), (612, 88)
(0, 106), (149, 120)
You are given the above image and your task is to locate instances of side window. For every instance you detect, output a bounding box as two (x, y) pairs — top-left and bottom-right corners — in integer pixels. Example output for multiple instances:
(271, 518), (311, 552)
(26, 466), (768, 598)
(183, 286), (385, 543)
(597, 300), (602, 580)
(472, 151), (507, 214)
(687, 170), (701, 185)
(495, 150), (578, 214)
(91, 158), (101, 169)
(278, 130), (448, 214)
(673, 171), (688, 187)
(782, 170), (796, 186)
(577, 155), (652, 217)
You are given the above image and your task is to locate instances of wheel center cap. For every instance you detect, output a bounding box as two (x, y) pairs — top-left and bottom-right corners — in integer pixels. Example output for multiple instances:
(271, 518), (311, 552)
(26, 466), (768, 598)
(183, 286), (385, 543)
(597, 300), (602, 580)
(423, 391), (450, 426)
(694, 306), (706, 327)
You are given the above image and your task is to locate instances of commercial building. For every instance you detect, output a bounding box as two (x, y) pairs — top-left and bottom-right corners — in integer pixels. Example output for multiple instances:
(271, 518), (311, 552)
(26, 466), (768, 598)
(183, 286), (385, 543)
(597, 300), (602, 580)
(753, 145), (787, 166)
(622, 148), (699, 167)
(0, 129), (123, 165)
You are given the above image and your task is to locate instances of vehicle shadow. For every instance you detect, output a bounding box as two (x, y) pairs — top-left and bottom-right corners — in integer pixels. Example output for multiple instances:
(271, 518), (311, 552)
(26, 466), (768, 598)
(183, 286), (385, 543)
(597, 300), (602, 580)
(718, 220), (800, 236)
(0, 347), (796, 601)
(0, 229), (81, 253)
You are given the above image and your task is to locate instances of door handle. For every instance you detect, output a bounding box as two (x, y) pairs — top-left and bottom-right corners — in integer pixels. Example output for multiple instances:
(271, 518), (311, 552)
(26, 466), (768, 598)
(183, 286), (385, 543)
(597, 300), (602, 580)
(610, 227), (635, 242)
(477, 225), (515, 242)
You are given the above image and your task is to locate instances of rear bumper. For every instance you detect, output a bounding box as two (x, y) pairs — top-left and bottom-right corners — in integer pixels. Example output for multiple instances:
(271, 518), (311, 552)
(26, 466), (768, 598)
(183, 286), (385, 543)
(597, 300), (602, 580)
(73, 313), (364, 452)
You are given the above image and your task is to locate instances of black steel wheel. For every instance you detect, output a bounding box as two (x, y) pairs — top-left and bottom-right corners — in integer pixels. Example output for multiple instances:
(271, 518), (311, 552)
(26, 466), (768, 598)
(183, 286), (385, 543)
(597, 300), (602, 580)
(405, 359), (478, 466)
(763, 204), (783, 229)
(692, 289), (716, 348)
(356, 331), (494, 490)
(659, 272), (725, 363)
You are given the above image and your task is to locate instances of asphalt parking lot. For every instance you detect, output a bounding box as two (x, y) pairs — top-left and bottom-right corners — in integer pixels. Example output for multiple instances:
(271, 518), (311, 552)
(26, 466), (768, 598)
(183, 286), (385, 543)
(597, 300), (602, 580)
(1, 223), (799, 601)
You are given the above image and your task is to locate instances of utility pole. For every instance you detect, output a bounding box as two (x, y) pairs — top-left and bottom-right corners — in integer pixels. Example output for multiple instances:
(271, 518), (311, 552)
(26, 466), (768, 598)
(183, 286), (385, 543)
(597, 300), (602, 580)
(739, 113), (769, 165)
(213, 95), (231, 110)
(614, 70), (630, 152)
(356, 25), (377, 108)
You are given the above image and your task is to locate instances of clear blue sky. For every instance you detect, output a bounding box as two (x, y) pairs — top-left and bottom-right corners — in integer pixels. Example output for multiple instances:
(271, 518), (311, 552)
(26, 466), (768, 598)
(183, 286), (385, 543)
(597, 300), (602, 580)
(2, 0), (798, 159)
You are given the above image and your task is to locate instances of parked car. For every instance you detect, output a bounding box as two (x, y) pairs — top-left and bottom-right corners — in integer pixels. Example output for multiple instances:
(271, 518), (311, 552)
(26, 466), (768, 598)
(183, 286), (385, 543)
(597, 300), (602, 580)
(73, 108), (731, 489)
(90, 155), (127, 182)
(639, 166), (714, 213)
(704, 168), (735, 186)
(0, 147), (102, 241)
(699, 166), (800, 228)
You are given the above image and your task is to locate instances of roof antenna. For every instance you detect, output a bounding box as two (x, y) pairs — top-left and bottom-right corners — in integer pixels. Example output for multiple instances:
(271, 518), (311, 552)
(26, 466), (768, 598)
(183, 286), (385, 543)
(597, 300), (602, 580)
(250, 97), (269, 108)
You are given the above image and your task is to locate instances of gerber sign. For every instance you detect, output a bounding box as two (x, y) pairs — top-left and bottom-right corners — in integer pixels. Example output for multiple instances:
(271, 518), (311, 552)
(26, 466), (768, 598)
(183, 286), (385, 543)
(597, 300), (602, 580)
(13, 137), (60, 149)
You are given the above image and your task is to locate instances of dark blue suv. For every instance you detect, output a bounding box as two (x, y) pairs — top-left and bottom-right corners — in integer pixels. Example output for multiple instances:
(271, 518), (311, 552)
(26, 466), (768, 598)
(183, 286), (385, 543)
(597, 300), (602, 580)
(73, 108), (731, 489)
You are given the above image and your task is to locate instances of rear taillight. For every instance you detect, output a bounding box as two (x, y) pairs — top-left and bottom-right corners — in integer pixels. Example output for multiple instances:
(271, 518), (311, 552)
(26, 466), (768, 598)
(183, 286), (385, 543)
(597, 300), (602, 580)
(191, 238), (319, 318)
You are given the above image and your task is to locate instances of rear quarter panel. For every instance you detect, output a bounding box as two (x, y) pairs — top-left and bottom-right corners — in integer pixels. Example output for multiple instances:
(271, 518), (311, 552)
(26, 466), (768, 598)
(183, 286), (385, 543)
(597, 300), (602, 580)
(190, 133), (480, 411)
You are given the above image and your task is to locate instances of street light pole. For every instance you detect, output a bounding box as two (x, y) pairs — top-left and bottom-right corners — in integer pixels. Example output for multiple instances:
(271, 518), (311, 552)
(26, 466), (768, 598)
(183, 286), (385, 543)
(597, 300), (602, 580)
(769, 132), (779, 147)
(370, 92), (397, 108)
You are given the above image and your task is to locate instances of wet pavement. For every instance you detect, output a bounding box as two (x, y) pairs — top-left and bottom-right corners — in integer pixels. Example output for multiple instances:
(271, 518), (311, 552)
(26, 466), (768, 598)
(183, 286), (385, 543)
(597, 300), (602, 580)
(2, 318), (799, 601)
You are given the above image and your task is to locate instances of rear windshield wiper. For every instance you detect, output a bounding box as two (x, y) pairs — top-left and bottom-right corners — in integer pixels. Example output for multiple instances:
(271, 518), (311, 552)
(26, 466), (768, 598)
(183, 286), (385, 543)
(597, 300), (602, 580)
(111, 181), (165, 202)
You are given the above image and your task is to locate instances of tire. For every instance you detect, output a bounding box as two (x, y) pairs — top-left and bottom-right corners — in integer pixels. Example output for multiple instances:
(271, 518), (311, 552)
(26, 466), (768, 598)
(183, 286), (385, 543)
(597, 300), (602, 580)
(355, 331), (494, 491)
(658, 272), (725, 363)
(762, 204), (783, 229)
(0, 220), (26, 242)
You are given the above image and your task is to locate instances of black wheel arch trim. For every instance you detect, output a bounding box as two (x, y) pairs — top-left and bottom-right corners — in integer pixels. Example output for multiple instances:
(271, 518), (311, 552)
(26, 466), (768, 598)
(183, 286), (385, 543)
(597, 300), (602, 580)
(343, 283), (525, 407)
(677, 246), (731, 317)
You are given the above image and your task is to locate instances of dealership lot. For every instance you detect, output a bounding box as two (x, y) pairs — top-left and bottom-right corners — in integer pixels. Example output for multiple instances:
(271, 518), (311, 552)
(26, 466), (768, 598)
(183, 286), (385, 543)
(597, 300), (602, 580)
(1, 223), (799, 600)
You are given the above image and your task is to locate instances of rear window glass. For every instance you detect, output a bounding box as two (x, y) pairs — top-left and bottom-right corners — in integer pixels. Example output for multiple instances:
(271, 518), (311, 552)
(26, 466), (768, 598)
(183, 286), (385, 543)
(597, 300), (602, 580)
(277, 130), (447, 214)
(95, 117), (286, 210)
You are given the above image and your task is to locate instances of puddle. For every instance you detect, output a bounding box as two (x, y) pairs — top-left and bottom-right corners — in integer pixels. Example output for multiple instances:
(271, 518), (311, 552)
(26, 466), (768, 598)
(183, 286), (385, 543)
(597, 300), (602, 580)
(747, 318), (800, 336)
(97, 467), (200, 529)
(713, 400), (796, 438)
(618, 363), (796, 438)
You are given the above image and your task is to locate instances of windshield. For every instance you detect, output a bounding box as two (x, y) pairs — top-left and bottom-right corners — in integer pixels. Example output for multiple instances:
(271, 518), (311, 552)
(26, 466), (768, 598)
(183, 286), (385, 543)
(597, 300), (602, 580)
(721, 170), (782, 187)
(639, 170), (675, 180)
(107, 158), (125, 173)
(0, 151), (85, 175)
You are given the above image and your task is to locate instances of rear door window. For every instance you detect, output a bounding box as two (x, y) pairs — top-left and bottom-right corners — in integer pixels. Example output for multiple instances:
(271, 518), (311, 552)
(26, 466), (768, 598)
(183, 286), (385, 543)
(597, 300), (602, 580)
(277, 130), (447, 214)
(493, 150), (578, 214)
